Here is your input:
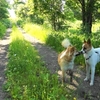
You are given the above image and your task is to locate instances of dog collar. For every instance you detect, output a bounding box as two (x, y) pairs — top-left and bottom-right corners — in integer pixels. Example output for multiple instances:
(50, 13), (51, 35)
(86, 55), (92, 60)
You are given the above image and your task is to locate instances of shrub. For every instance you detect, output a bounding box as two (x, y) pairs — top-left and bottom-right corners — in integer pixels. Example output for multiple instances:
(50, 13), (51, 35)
(1, 19), (11, 28)
(17, 19), (25, 27)
(0, 22), (6, 38)
(45, 31), (64, 52)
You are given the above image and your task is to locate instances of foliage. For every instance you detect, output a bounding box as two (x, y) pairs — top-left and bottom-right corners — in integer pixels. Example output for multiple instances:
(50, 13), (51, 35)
(13, 0), (75, 30)
(4, 26), (75, 100)
(0, 22), (6, 38)
(23, 23), (50, 42)
(45, 32), (64, 52)
(0, 0), (9, 19)
(1, 19), (11, 28)
(93, 0), (100, 20)
(13, 0), (34, 21)
(13, 0), (100, 33)
(17, 19), (25, 27)
(77, 0), (96, 33)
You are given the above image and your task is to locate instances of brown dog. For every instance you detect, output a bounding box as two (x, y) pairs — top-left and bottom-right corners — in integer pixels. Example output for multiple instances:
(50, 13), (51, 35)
(58, 39), (76, 83)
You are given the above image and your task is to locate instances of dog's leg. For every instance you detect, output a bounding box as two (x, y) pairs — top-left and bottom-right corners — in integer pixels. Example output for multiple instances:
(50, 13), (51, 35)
(90, 66), (95, 86)
(68, 70), (73, 82)
(70, 71), (73, 82)
(62, 70), (66, 83)
(84, 64), (90, 81)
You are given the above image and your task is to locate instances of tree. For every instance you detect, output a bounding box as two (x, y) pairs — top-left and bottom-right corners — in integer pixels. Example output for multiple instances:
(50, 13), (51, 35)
(14, 0), (70, 30)
(33, 0), (74, 30)
(78, 0), (96, 33)
(94, 0), (100, 21)
(13, 0), (34, 21)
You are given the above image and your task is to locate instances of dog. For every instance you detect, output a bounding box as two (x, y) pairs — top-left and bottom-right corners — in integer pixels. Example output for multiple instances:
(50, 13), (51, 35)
(81, 38), (100, 86)
(58, 39), (76, 83)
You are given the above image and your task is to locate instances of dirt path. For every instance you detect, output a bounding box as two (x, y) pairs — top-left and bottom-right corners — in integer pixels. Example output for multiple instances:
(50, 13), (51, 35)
(0, 29), (11, 100)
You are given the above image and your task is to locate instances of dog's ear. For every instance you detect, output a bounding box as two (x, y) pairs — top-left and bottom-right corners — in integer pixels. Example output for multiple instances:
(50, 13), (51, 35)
(87, 38), (91, 44)
(84, 39), (86, 43)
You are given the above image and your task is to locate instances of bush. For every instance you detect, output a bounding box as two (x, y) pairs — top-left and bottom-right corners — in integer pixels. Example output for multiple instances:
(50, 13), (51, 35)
(32, 16), (44, 24)
(0, 22), (6, 38)
(17, 19), (25, 27)
(45, 31), (64, 52)
(1, 19), (11, 28)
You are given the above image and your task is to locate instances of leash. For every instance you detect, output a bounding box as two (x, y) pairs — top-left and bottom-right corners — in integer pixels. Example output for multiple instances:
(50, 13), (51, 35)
(75, 50), (100, 60)
(86, 55), (92, 60)
(75, 50), (92, 60)
(75, 51), (83, 56)
(85, 51), (99, 60)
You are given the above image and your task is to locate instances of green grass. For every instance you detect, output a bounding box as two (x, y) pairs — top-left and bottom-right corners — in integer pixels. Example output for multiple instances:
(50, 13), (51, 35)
(4, 26), (75, 100)
(23, 23), (50, 43)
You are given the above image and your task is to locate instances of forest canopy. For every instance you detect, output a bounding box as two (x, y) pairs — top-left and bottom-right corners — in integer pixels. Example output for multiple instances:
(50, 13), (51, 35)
(11, 0), (100, 33)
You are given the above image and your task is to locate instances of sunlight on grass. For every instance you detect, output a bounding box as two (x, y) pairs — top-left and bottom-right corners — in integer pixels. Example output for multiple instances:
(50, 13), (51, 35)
(23, 23), (50, 42)
(68, 20), (82, 29)
(92, 22), (100, 32)
(10, 25), (24, 41)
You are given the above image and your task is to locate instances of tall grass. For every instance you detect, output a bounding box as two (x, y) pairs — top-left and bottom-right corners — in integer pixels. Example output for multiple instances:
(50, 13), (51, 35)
(4, 26), (75, 100)
(23, 23), (50, 42)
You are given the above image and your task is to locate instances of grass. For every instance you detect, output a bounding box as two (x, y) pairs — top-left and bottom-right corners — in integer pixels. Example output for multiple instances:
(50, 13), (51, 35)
(23, 23), (50, 43)
(4, 26), (76, 100)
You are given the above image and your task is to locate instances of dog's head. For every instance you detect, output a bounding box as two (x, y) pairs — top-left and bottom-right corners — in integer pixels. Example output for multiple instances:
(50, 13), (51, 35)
(64, 45), (76, 61)
(81, 38), (92, 53)
(66, 45), (76, 57)
(58, 45), (76, 62)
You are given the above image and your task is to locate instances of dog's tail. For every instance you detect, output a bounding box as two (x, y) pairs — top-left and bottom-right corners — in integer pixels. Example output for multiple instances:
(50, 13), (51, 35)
(62, 38), (71, 48)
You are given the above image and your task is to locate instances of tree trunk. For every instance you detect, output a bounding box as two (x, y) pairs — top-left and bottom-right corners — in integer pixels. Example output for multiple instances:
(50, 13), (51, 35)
(81, 0), (85, 26)
(79, 0), (95, 34)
